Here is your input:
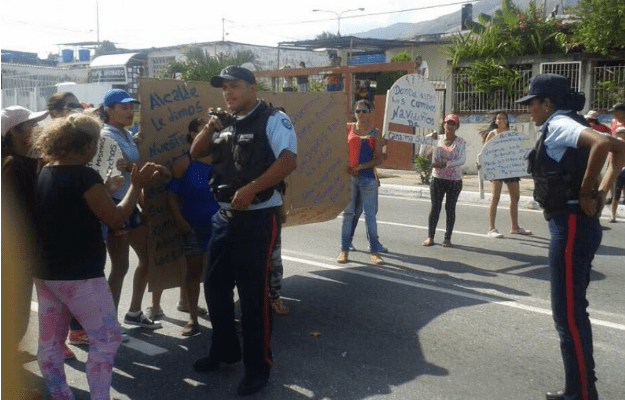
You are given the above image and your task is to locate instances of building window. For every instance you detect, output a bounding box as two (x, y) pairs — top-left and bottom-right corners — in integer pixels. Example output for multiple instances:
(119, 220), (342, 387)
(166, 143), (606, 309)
(591, 61), (625, 111)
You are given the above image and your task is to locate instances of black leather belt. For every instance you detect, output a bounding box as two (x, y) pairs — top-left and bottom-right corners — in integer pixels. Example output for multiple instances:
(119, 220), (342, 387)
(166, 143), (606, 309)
(221, 209), (245, 218)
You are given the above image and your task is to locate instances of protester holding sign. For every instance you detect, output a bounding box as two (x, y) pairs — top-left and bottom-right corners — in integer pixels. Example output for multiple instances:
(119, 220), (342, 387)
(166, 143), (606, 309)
(98, 89), (163, 331)
(336, 100), (385, 265)
(478, 111), (532, 238)
(517, 74), (625, 400)
(32, 113), (158, 400)
(422, 114), (466, 248)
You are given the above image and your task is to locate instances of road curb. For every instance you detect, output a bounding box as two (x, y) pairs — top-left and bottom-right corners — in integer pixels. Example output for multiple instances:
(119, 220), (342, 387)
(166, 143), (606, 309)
(379, 183), (625, 219)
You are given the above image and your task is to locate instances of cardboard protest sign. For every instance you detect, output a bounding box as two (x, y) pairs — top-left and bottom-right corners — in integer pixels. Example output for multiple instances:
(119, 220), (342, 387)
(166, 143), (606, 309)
(267, 92), (349, 227)
(139, 78), (217, 291)
(86, 136), (123, 180)
(477, 130), (532, 181)
(138, 77), (348, 291)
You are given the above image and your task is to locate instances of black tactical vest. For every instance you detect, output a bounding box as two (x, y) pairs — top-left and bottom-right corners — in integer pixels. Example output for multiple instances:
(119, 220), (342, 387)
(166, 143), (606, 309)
(209, 101), (280, 204)
(527, 112), (590, 219)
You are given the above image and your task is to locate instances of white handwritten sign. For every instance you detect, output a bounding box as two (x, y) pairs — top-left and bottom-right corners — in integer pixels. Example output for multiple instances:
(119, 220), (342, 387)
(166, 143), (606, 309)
(387, 131), (436, 145)
(386, 74), (437, 130)
(86, 136), (123, 180)
(477, 130), (532, 180)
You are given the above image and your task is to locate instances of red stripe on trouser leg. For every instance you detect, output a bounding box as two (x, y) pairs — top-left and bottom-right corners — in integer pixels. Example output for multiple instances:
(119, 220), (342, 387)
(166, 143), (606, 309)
(262, 213), (277, 368)
(565, 213), (588, 400)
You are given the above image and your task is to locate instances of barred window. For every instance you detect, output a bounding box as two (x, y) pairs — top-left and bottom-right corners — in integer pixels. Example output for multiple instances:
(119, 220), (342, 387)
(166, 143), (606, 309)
(452, 64), (532, 113)
(590, 61), (625, 111)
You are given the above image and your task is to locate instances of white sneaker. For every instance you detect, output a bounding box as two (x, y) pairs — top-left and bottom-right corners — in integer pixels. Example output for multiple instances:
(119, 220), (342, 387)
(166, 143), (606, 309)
(487, 229), (504, 238)
(145, 306), (164, 320)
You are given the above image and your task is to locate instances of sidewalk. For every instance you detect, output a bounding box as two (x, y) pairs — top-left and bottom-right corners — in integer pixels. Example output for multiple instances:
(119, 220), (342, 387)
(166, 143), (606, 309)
(376, 168), (625, 220)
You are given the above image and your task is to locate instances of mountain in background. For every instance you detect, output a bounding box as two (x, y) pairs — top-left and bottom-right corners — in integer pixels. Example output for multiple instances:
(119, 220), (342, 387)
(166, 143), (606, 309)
(352, 0), (581, 40)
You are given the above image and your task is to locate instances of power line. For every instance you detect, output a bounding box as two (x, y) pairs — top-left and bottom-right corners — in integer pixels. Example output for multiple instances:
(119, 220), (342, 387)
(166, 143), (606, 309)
(230, 1), (476, 29)
(3, 19), (93, 34)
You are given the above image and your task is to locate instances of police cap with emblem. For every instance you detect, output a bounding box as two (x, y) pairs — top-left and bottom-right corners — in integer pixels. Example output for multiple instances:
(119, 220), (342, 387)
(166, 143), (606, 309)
(210, 66), (256, 88)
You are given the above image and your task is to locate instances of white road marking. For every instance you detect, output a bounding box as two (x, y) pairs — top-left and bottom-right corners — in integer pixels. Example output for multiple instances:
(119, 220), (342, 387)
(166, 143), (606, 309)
(283, 255), (625, 332)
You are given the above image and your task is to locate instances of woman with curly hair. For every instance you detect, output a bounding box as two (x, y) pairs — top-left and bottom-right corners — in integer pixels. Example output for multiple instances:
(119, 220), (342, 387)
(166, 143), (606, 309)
(33, 113), (158, 399)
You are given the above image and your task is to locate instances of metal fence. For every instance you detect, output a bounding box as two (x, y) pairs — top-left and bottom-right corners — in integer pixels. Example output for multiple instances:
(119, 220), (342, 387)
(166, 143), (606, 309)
(590, 62), (625, 111)
(451, 65), (532, 113)
(540, 61), (582, 92)
(1, 73), (69, 111)
(452, 60), (625, 114)
(1, 85), (59, 111)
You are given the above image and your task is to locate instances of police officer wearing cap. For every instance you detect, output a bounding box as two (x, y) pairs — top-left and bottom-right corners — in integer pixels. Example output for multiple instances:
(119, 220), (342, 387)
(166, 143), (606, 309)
(190, 65), (297, 396)
(517, 74), (625, 400)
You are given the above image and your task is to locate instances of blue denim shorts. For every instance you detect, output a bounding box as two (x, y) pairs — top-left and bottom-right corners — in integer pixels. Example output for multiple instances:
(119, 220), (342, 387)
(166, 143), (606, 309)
(110, 198), (143, 235)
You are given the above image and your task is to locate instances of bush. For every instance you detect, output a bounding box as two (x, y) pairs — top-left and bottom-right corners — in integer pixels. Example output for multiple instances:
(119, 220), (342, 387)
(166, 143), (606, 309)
(413, 155), (432, 185)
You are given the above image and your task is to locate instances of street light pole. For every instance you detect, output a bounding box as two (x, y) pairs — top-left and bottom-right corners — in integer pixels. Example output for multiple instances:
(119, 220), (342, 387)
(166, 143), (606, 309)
(312, 8), (365, 37)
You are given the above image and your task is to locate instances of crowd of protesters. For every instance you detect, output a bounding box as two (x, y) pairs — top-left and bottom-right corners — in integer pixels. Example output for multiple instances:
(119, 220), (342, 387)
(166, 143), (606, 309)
(3, 67), (624, 399)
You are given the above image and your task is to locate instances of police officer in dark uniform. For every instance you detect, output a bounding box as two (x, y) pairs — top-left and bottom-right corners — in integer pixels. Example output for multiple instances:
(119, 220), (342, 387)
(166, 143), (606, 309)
(517, 74), (625, 400)
(190, 66), (297, 396)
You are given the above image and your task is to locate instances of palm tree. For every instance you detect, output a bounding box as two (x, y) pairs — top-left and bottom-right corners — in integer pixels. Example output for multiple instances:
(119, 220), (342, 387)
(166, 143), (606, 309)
(164, 48), (257, 82)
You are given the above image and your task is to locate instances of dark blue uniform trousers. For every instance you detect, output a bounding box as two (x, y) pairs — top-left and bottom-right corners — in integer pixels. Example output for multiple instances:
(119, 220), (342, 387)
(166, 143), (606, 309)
(205, 207), (279, 377)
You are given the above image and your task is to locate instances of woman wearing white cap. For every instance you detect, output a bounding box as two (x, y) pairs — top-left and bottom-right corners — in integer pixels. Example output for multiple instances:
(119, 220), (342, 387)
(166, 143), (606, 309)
(1, 105), (49, 366)
(98, 89), (165, 331)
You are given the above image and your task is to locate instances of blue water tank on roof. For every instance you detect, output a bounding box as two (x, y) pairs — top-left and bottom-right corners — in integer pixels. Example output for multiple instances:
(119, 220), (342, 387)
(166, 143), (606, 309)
(78, 49), (90, 62)
(62, 49), (74, 63)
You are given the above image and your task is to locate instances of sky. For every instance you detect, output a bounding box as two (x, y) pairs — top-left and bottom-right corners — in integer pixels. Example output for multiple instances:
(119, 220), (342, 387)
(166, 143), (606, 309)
(1, 0), (470, 58)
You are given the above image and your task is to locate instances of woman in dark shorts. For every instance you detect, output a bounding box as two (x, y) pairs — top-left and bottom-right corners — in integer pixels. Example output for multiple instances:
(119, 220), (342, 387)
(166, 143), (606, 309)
(479, 111), (532, 238)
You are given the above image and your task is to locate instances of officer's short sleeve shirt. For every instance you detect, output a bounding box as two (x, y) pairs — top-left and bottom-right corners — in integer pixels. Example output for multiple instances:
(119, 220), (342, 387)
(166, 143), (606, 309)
(540, 111), (587, 162)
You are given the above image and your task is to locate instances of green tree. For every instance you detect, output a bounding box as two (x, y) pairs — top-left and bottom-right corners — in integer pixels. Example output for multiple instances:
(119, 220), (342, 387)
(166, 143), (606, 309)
(444, 0), (566, 66)
(572, 0), (625, 56)
(315, 31), (338, 40)
(165, 48), (257, 83)
(95, 40), (118, 56)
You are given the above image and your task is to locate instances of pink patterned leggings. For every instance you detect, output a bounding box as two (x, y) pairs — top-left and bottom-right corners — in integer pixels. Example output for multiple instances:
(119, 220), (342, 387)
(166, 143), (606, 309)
(34, 277), (122, 400)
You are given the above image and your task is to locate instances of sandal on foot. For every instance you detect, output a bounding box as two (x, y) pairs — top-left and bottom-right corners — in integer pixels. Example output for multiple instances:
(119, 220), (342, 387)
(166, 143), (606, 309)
(510, 228), (532, 236)
(487, 229), (504, 238)
(422, 238), (434, 246)
(181, 323), (200, 336)
(442, 240), (452, 248)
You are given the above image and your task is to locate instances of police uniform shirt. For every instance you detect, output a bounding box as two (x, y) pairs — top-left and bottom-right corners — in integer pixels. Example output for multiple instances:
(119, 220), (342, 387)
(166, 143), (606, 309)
(538, 110), (587, 162)
(220, 101), (298, 211)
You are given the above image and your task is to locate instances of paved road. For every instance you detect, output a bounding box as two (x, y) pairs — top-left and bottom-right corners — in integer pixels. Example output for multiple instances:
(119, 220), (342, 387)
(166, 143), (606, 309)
(21, 192), (625, 399)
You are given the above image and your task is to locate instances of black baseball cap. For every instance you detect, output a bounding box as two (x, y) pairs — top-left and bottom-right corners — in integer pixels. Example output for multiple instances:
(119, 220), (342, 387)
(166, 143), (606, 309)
(210, 66), (256, 88)
(608, 102), (625, 112)
(516, 74), (571, 105)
